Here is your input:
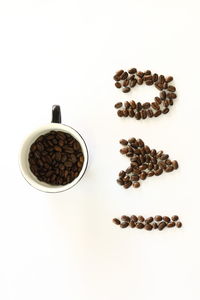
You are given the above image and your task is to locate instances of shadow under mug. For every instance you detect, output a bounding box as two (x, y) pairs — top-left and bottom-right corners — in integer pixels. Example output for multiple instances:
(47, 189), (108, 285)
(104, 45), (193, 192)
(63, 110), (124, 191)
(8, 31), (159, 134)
(19, 105), (88, 193)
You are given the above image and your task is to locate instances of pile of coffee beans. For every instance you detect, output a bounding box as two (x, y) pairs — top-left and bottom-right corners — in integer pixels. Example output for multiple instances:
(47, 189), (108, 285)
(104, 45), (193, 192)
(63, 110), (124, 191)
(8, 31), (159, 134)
(113, 68), (177, 119)
(117, 137), (178, 188)
(113, 215), (182, 230)
(28, 131), (84, 185)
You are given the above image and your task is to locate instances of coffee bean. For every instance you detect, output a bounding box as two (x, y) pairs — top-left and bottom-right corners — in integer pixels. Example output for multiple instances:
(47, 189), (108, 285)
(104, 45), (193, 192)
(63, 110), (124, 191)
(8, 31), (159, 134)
(163, 108), (169, 114)
(126, 166), (133, 174)
(133, 182), (140, 188)
(123, 110), (128, 117)
(115, 102), (122, 108)
(145, 217), (153, 224)
(137, 78), (143, 85)
(135, 112), (141, 120)
(120, 139), (128, 145)
(147, 109), (154, 118)
(158, 75), (165, 83)
(113, 218), (121, 225)
(130, 100), (136, 109)
(165, 159), (172, 165)
(119, 170), (126, 178)
(151, 102), (160, 111)
(160, 91), (166, 100)
(171, 215), (179, 222)
(124, 181), (132, 189)
(113, 74), (120, 81)
(124, 101), (130, 108)
(138, 216), (144, 222)
(117, 178), (124, 185)
(153, 73), (158, 82)
(128, 68), (137, 74)
(120, 147), (128, 154)
(165, 166), (174, 172)
(122, 87), (131, 93)
(123, 79), (129, 87)
(145, 224), (153, 231)
(115, 70), (124, 77)
(136, 223), (144, 229)
(143, 102), (150, 109)
(130, 221), (136, 228)
(170, 93), (177, 99)
(155, 82), (164, 91)
(121, 71), (128, 80)
(128, 108), (135, 117)
(166, 76), (173, 83)
(145, 70), (151, 75)
(130, 79), (137, 88)
(146, 80), (153, 85)
(154, 215), (162, 222)
(167, 222), (175, 228)
(140, 171), (147, 180)
(155, 97), (162, 104)
(117, 110), (124, 117)
(154, 110), (162, 117)
(176, 221), (182, 228)
(137, 71), (144, 78)
(141, 109), (147, 119)
(155, 168), (163, 176)
(172, 160), (178, 169)
(120, 222), (129, 228)
(153, 222), (158, 229)
(131, 175), (139, 182)
(136, 102), (142, 111)
(163, 216), (170, 223)
(167, 85), (176, 92)
(131, 215), (138, 222)
(158, 222), (167, 231)
(115, 82), (121, 88)
(169, 99), (174, 106)
(121, 215), (130, 222)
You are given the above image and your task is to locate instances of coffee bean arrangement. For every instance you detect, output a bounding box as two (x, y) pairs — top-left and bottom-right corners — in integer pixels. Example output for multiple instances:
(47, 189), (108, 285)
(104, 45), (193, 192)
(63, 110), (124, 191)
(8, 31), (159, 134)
(28, 131), (84, 185)
(113, 68), (177, 119)
(117, 137), (178, 188)
(113, 215), (182, 230)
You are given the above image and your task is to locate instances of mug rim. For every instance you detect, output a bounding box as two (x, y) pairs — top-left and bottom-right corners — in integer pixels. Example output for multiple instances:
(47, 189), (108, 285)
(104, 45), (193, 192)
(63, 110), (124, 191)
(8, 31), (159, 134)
(19, 123), (89, 193)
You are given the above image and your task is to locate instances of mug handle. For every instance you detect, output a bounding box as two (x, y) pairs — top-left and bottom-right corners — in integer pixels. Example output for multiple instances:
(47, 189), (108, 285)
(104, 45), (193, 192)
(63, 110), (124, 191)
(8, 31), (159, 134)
(52, 105), (61, 123)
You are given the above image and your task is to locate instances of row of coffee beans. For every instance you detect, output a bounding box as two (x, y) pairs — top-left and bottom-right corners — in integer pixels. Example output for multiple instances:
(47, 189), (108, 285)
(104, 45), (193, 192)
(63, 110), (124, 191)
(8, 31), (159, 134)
(29, 131), (84, 185)
(113, 68), (176, 94)
(117, 137), (178, 188)
(114, 98), (174, 119)
(113, 215), (182, 230)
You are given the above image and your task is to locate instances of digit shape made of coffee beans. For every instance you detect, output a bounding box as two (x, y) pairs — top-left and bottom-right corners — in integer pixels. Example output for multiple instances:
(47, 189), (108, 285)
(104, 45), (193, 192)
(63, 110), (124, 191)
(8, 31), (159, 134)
(117, 137), (179, 188)
(113, 68), (177, 119)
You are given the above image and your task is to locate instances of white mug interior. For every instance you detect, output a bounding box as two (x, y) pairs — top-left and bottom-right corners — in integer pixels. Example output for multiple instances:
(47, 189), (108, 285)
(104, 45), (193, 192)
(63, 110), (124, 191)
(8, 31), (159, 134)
(19, 123), (88, 193)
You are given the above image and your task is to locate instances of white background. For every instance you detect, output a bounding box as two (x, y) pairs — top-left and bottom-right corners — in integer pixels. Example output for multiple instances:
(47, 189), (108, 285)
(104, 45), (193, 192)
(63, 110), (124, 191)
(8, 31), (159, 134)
(0, 0), (200, 299)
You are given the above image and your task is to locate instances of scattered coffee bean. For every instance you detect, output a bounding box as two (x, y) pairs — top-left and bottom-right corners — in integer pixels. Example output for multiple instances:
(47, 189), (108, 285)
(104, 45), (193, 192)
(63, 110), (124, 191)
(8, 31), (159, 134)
(113, 218), (121, 225)
(121, 215), (130, 222)
(158, 222), (167, 231)
(167, 222), (175, 228)
(131, 215), (138, 222)
(120, 222), (129, 228)
(176, 221), (182, 228)
(122, 87), (131, 93)
(145, 217), (153, 224)
(138, 216), (145, 222)
(154, 215), (162, 222)
(115, 82), (121, 88)
(172, 215), (179, 222)
(145, 224), (153, 231)
(163, 216), (171, 223)
(114, 102), (123, 109)
(130, 220), (136, 228)
(29, 131), (84, 185)
(153, 222), (158, 229)
(133, 182), (140, 188)
(136, 223), (145, 229)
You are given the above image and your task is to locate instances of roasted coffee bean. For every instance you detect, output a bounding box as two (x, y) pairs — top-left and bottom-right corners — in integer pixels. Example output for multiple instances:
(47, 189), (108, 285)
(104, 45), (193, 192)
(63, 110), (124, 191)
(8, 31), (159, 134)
(124, 101), (130, 108)
(128, 108), (135, 117)
(141, 109), (147, 119)
(128, 68), (137, 74)
(133, 182), (140, 188)
(165, 159), (172, 165)
(147, 109), (154, 118)
(123, 109), (129, 117)
(119, 170), (126, 178)
(155, 97), (162, 104)
(130, 79), (137, 88)
(136, 223), (144, 229)
(158, 75), (165, 83)
(131, 175), (139, 182)
(163, 108), (169, 114)
(170, 93), (177, 99)
(163, 216), (170, 223)
(152, 222), (158, 229)
(120, 222), (129, 228)
(113, 218), (121, 225)
(172, 215), (179, 222)
(165, 166), (174, 172)
(130, 221), (136, 228)
(151, 102), (160, 111)
(176, 222), (182, 228)
(130, 100), (136, 109)
(163, 82), (168, 89)
(117, 110), (124, 117)
(160, 91), (166, 100)
(126, 166), (133, 174)
(117, 178), (124, 185)
(146, 80), (153, 85)
(145, 224), (153, 231)
(168, 85), (176, 92)
(120, 147), (128, 154)
(137, 78), (143, 85)
(137, 71), (144, 78)
(115, 70), (124, 77)
(131, 215), (138, 222)
(136, 102), (142, 111)
(135, 112), (141, 120)
(145, 217), (153, 224)
(158, 222), (167, 231)
(124, 181), (132, 189)
(113, 75), (120, 81)
(120, 139), (128, 145)
(123, 176), (130, 182)
(153, 73), (158, 82)
(166, 76), (173, 83)
(172, 160), (178, 169)
(155, 82), (163, 91)
(121, 71), (128, 80)
(167, 222), (175, 228)
(169, 99), (174, 106)
(143, 102), (150, 109)
(155, 168), (163, 176)
(123, 79), (129, 87)
(129, 75), (135, 81)
(121, 215), (130, 222)
(138, 216), (144, 222)
(154, 215), (162, 222)
(145, 70), (151, 75)
(114, 102), (123, 109)
(29, 131), (84, 185)
(115, 82), (121, 88)
(154, 110), (162, 117)
(122, 87), (131, 93)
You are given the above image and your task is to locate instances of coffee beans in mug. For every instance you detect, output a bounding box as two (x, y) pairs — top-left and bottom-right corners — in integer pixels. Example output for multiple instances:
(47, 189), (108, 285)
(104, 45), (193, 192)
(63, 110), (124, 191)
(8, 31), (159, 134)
(29, 131), (84, 185)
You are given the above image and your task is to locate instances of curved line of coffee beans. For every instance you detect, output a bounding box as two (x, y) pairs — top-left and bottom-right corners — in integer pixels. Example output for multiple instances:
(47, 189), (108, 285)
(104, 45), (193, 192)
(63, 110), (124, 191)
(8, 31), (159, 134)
(117, 137), (179, 189)
(113, 68), (177, 119)
(113, 215), (182, 231)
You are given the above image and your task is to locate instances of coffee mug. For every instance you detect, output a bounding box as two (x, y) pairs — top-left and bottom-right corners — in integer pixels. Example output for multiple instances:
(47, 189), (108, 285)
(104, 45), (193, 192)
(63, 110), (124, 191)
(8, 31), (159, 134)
(19, 105), (88, 193)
